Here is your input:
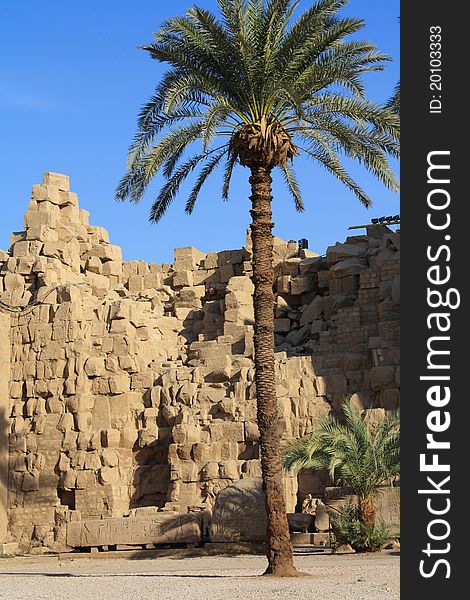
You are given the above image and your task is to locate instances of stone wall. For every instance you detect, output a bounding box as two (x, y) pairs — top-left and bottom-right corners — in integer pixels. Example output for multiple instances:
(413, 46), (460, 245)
(0, 173), (400, 550)
(0, 312), (10, 545)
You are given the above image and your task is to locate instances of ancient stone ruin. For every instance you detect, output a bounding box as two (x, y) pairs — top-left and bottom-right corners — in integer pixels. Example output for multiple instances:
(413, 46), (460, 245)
(0, 173), (399, 552)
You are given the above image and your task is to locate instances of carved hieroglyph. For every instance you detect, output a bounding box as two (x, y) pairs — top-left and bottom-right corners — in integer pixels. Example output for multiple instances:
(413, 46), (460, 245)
(67, 513), (203, 547)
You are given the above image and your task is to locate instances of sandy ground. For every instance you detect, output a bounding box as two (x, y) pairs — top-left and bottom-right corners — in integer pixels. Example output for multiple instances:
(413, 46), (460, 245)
(0, 551), (399, 600)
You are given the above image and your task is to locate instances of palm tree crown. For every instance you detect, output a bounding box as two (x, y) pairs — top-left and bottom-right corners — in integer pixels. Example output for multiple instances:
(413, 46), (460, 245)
(116, 0), (399, 218)
(283, 400), (400, 504)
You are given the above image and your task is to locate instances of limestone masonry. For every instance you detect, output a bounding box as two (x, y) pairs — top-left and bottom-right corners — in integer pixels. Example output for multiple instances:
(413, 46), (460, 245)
(0, 173), (399, 551)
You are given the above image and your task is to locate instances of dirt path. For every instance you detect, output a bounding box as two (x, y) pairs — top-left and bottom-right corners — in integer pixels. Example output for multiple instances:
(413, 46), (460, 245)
(0, 552), (399, 600)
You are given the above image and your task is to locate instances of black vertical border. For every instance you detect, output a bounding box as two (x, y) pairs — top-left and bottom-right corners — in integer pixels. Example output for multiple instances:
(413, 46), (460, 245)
(401, 1), (466, 596)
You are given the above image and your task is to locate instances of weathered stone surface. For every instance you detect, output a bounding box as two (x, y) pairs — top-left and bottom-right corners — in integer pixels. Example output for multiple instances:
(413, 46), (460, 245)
(173, 247), (206, 271)
(391, 277), (400, 305)
(330, 258), (367, 278)
(209, 478), (266, 542)
(326, 242), (366, 265)
(325, 486), (400, 536)
(1, 172), (400, 551)
(0, 313), (10, 544)
(300, 296), (324, 325)
(368, 366), (396, 391)
(274, 318), (291, 333)
(287, 513), (314, 533)
(66, 513), (204, 547)
(314, 499), (330, 532)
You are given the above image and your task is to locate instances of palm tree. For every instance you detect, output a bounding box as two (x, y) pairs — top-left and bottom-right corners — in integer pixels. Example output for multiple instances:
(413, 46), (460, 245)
(283, 400), (400, 527)
(116, 0), (399, 576)
(386, 82), (400, 114)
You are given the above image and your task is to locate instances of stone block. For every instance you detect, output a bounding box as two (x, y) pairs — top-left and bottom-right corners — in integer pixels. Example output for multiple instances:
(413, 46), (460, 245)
(91, 397), (111, 430)
(59, 191), (79, 208)
(98, 467), (121, 485)
(200, 461), (219, 480)
(209, 478), (266, 542)
(300, 295), (324, 325)
(86, 256), (102, 274)
(57, 413), (74, 432)
(103, 260), (122, 278)
(32, 183), (63, 206)
(75, 412), (92, 431)
(209, 422), (245, 443)
(245, 421), (259, 442)
(4, 273), (24, 292)
(62, 430), (78, 452)
(109, 373), (130, 395)
(173, 270), (193, 288)
(317, 270), (330, 289)
(203, 252), (218, 269)
(276, 275), (291, 294)
(43, 172), (70, 190)
(380, 388), (400, 410)
(326, 242), (365, 265)
(192, 269), (220, 286)
(101, 448), (120, 468)
(325, 374), (347, 394)
(67, 513), (203, 548)
(330, 258), (367, 278)
(311, 319), (327, 333)
(22, 471), (40, 491)
(290, 277), (314, 295)
(219, 460), (240, 480)
(84, 357), (106, 377)
(1, 542), (19, 555)
(24, 209), (58, 230)
(274, 318), (291, 333)
(219, 264), (234, 283)
(299, 257), (322, 276)
(287, 514), (315, 534)
(90, 245), (122, 263)
(174, 246), (206, 270)
(368, 366), (396, 391)
(103, 429), (121, 448)
(126, 275), (144, 293)
(285, 325), (310, 347)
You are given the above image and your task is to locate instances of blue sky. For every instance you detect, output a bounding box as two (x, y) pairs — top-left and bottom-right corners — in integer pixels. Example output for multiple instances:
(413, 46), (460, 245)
(0, 0), (399, 264)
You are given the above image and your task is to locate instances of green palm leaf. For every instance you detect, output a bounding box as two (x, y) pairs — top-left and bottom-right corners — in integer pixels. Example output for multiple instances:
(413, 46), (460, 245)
(117, 0), (399, 220)
(283, 398), (400, 499)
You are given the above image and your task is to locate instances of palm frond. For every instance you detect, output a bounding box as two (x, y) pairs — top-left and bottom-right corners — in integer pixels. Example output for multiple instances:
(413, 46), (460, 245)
(298, 141), (374, 207)
(283, 398), (400, 499)
(184, 150), (227, 214)
(222, 150), (239, 201)
(149, 149), (225, 223)
(118, 0), (399, 221)
(280, 162), (304, 211)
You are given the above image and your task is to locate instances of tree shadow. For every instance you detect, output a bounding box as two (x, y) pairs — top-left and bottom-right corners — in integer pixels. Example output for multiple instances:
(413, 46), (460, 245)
(0, 572), (255, 579)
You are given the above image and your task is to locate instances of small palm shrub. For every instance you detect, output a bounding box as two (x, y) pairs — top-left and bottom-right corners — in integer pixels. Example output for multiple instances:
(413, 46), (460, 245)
(283, 399), (400, 530)
(330, 500), (391, 552)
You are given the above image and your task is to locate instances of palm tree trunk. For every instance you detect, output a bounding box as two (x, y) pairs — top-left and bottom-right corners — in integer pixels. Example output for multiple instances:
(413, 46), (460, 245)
(358, 496), (376, 528)
(249, 165), (298, 577)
